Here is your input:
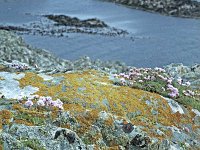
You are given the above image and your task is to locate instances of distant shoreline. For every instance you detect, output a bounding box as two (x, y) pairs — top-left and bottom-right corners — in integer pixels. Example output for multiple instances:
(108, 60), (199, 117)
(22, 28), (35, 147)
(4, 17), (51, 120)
(101, 0), (200, 19)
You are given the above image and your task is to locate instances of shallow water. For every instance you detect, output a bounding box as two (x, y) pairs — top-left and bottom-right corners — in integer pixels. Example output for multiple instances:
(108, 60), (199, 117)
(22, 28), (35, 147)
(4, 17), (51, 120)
(0, 0), (200, 67)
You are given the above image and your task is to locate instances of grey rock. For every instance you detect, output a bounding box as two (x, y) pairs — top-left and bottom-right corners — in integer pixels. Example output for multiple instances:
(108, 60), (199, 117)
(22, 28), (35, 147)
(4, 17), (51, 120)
(1, 124), (87, 150)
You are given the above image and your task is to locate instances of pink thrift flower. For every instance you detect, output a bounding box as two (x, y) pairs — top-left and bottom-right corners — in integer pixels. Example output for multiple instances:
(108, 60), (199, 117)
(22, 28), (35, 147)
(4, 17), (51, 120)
(167, 79), (173, 84)
(119, 73), (125, 77)
(157, 75), (167, 81)
(124, 74), (129, 79)
(167, 84), (179, 98)
(25, 100), (33, 107)
(120, 78), (126, 85)
(57, 105), (64, 110)
(184, 127), (190, 133)
(37, 99), (45, 106)
(50, 100), (57, 107)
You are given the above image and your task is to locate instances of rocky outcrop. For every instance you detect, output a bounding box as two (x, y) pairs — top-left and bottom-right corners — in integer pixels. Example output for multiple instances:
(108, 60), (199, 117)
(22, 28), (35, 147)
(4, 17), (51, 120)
(104, 0), (200, 18)
(0, 14), (128, 38)
(45, 15), (108, 28)
(0, 65), (200, 149)
(165, 63), (200, 89)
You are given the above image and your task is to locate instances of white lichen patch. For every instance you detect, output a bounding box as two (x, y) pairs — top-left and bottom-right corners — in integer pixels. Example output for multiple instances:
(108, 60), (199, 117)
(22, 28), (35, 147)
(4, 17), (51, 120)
(0, 72), (39, 99)
(38, 74), (54, 81)
(163, 97), (184, 114)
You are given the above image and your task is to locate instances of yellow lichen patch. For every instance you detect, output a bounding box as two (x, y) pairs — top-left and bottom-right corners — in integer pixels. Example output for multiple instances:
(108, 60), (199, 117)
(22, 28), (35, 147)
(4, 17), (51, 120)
(63, 104), (85, 113)
(0, 117), (2, 130)
(0, 144), (2, 150)
(104, 116), (114, 127)
(0, 64), (6, 72)
(107, 146), (120, 150)
(0, 110), (12, 125)
(76, 109), (100, 135)
(82, 131), (103, 145)
(61, 123), (71, 129)
(14, 119), (33, 126)
(19, 72), (46, 89)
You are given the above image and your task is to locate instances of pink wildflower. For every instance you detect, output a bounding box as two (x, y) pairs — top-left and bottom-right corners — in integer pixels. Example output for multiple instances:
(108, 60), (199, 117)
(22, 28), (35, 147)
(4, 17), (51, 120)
(183, 127), (190, 133)
(167, 78), (173, 84)
(25, 100), (33, 108)
(167, 84), (179, 98)
(120, 78), (126, 85)
(37, 99), (45, 106)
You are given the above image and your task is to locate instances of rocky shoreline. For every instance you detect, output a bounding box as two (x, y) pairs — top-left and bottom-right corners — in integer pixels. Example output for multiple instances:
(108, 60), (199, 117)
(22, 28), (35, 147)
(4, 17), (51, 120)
(0, 14), (129, 39)
(102, 0), (200, 18)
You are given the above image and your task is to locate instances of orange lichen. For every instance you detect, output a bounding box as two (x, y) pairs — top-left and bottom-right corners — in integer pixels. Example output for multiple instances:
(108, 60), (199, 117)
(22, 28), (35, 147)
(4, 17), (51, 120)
(104, 116), (114, 127)
(14, 119), (33, 126)
(0, 144), (2, 150)
(19, 72), (45, 88)
(107, 146), (120, 150)
(12, 104), (23, 111)
(61, 123), (71, 129)
(0, 117), (2, 130)
(63, 104), (85, 113)
(0, 110), (12, 125)
(75, 109), (100, 135)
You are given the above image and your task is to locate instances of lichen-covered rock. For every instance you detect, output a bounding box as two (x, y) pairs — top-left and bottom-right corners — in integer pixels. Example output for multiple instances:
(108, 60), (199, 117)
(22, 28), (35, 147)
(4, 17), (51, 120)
(1, 124), (87, 150)
(0, 68), (199, 149)
(165, 63), (200, 89)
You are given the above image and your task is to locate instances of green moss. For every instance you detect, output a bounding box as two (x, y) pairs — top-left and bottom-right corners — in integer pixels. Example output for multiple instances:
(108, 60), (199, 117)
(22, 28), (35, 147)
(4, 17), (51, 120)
(14, 112), (45, 126)
(177, 96), (200, 111)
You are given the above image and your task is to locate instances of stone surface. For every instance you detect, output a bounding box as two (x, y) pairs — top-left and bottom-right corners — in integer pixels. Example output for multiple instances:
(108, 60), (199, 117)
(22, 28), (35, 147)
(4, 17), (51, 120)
(0, 69), (199, 149)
